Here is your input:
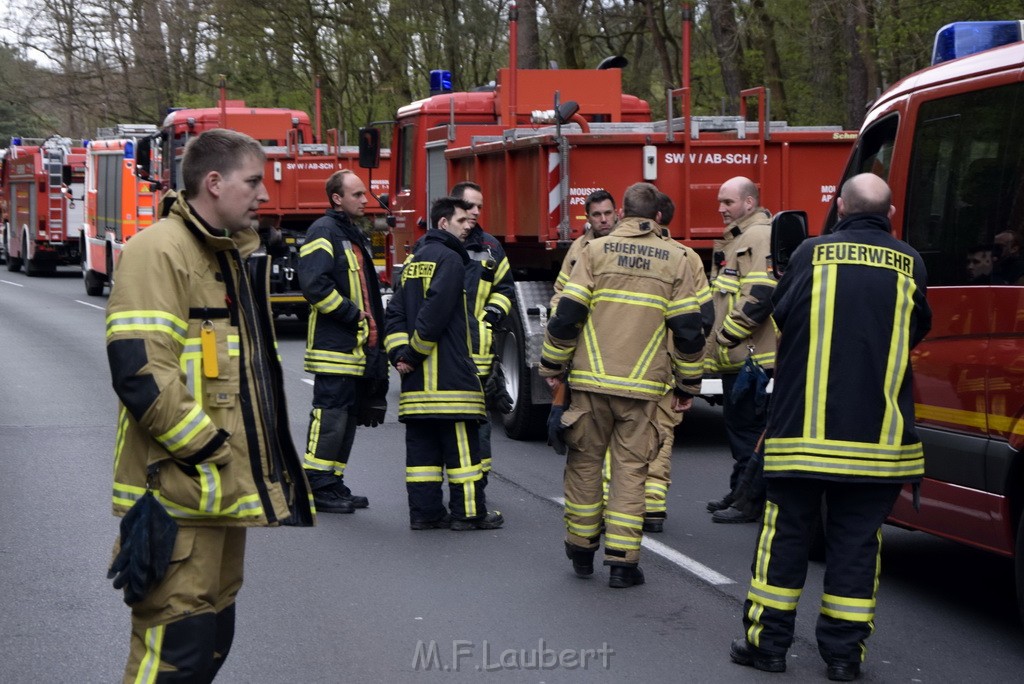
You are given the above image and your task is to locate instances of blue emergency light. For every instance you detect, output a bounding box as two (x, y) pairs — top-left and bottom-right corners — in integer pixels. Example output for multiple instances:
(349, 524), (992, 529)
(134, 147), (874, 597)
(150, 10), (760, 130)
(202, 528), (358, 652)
(429, 69), (453, 95)
(12, 137), (21, 145)
(124, 141), (134, 159)
(932, 21), (1024, 65)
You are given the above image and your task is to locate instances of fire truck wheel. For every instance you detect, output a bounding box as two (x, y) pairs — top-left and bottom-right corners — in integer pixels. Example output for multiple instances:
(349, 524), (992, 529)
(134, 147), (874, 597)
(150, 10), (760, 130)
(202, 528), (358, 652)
(6, 232), (22, 273)
(1015, 509), (1024, 625)
(84, 267), (105, 296)
(497, 307), (547, 441)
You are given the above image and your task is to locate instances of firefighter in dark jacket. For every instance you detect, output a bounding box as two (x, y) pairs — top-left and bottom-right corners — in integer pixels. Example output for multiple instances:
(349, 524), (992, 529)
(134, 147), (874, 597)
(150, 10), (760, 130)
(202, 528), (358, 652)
(384, 196), (504, 531)
(450, 181), (515, 481)
(298, 170), (387, 514)
(106, 130), (314, 681)
(730, 173), (932, 682)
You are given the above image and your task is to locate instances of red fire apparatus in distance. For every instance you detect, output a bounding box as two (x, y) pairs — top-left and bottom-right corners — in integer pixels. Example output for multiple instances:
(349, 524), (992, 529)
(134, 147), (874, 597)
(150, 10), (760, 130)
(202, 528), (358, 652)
(369, 11), (856, 438)
(158, 96), (391, 317)
(80, 124), (161, 296)
(0, 136), (86, 276)
(812, 21), (1024, 621)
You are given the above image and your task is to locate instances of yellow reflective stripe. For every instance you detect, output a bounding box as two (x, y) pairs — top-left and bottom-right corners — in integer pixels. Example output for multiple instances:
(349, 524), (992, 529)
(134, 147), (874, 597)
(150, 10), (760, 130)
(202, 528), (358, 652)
(106, 310), (188, 344)
(880, 273), (915, 445)
(764, 454), (924, 478)
(156, 405), (212, 454)
(753, 500), (779, 584)
(489, 291), (512, 315)
(563, 282), (592, 307)
(494, 256), (511, 282)
(410, 331), (435, 356)
(722, 315), (753, 339)
(583, 319), (603, 375)
(592, 288), (668, 309)
(135, 623), (164, 684)
(569, 370), (669, 397)
(304, 362), (363, 375)
(713, 273), (740, 293)
(385, 332), (409, 351)
(407, 466), (444, 482)
(564, 499), (602, 516)
(629, 325), (665, 379)
(741, 272), (776, 287)
(299, 237), (333, 257)
(604, 532), (642, 550)
(542, 340), (574, 362)
(766, 437), (923, 459)
(303, 408), (345, 472)
(645, 482), (668, 496)
(605, 511), (643, 530)
(555, 270), (570, 288)
(196, 463), (222, 513)
(696, 285), (712, 305)
(806, 262), (836, 438)
(314, 290), (344, 314)
(227, 334), (240, 357)
(113, 408), (129, 474)
(748, 577), (801, 611)
(667, 294), (699, 317)
(566, 520), (602, 537)
(304, 348), (366, 363)
(820, 593), (876, 622)
(158, 492), (263, 519)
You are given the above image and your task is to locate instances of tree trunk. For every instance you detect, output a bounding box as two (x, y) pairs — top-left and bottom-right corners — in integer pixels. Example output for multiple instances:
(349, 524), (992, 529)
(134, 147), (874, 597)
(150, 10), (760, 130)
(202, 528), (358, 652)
(843, 0), (869, 129)
(749, 0), (786, 120)
(637, 0), (674, 90)
(517, 0), (540, 70)
(707, 0), (743, 114)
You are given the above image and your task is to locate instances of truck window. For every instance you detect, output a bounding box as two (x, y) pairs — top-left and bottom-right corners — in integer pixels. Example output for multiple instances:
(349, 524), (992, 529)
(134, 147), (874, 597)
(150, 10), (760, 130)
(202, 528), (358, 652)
(825, 115), (898, 232)
(904, 83), (1024, 286)
(397, 123), (416, 193)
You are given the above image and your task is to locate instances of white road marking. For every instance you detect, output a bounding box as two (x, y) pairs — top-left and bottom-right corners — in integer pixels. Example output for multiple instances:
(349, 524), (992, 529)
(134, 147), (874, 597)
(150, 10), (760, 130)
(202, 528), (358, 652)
(1, 279), (24, 287)
(302, 378), (314, 385)
(550, 496), (735, 586)
(75, 300), (105, 310)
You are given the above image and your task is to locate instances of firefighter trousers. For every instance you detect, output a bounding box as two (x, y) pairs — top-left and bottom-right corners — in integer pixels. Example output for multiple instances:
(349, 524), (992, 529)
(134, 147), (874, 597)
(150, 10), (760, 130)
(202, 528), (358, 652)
(742, 477), (901, 664)
(722, 372), (768, 492)
(601, 392), (679, 517)
(303, 374), (358, 488)
(564, 390), (659, 566)
(405, 419), (485, 523)
(122, 526), (246, 683)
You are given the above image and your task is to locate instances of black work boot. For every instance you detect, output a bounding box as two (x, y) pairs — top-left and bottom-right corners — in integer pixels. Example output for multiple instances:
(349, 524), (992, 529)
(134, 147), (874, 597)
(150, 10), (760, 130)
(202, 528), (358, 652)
(706, 491), (735, 513)
(729, 637), (786, 673)
(608, 564), (645, 589)
(334, 480), (369, 509)
(450, 510), (504, 531)
(312, 487), (355, 514)
(564, 542), (595, 578)
(642, 513), (666, 533)
(826, 661), (861, 681)
(712, 498), (762, 524)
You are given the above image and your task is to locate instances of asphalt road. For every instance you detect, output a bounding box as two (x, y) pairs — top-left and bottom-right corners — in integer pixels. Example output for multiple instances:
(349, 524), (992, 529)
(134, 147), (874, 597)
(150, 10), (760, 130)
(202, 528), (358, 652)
(2, 267), (1023, 682)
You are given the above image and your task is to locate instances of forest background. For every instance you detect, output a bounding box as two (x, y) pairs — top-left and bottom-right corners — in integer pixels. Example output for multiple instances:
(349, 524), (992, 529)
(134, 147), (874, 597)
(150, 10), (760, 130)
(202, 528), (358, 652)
(1, 0), (1021, 146)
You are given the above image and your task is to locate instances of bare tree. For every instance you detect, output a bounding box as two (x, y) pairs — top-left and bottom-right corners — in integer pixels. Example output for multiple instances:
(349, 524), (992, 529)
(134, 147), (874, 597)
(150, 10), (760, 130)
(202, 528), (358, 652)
(707, 0), (743, 114)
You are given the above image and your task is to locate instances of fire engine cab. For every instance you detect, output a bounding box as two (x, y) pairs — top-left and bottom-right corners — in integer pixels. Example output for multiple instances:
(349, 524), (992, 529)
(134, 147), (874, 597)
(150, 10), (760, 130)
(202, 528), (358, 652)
(158, 93), (391, 317)
(366, 8), (857, 438)
(80, 124), (161, 296)
(1, 136), (86, 275)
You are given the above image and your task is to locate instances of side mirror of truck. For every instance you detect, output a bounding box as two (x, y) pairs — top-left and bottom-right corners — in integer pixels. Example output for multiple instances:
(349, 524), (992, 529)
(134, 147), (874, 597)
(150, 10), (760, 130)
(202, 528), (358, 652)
(555, 101), (580, 125)
(359, 127), (380, 169)
(136, 137), (152, 180)
(770, 210), (808, 280)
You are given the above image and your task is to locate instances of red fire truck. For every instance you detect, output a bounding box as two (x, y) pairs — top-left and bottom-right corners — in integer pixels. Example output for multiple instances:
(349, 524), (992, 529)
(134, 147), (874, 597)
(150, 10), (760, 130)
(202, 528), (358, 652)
(366, 9), (856, 438)
(0, 136), (86, 275)
(804, 20), (1024, 619)
(156, 90), (391, 316)
(80, 124), (161, 296)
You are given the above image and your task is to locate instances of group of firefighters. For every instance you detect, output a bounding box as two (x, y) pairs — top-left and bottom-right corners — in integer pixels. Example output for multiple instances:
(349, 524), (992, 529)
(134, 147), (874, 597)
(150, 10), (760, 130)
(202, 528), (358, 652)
(105, 129), (930, 682)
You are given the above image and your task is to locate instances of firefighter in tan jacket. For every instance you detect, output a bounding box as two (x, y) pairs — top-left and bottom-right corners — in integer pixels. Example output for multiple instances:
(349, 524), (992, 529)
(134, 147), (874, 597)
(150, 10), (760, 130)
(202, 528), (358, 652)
(541, 182), (705, 589)
(106, 130), (314, 681)
(705, 177), (778, 521)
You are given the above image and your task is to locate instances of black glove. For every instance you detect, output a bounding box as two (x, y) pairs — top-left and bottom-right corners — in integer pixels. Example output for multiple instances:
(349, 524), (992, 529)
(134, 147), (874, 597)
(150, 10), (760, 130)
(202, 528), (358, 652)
(484, 363), (514, 414)
(483, 305), (503, 326)
(356, 376), (389, 427)
(108, 490), (178, 606)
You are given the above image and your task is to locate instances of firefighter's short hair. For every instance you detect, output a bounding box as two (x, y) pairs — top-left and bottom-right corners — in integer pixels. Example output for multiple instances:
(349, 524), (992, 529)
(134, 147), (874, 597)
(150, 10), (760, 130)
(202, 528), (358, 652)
(326, 169), (356, 207)
(182, 129), (265, 200)
(450, 181), (482, 199)
(431, 196), (473, 230)
(656, 192), (675, 226)
(584, 189), (615, 215)
(622, 182), (659, 220)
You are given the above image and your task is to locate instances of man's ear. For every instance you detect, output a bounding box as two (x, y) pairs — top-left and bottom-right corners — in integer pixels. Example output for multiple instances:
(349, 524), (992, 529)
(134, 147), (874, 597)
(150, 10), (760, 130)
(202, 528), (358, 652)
(204, 171), (223, 199)
(836, 197), (845, 219)
(887, 204), (896, 220)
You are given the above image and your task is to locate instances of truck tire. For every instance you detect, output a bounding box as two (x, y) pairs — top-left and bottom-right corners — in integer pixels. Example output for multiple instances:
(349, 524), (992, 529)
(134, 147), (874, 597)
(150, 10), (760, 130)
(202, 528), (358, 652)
(498, 306), (547, 440)
(1015, 509), (1024, 625)
(0, 225), (6, 265)
(83, 266), (105, 296)
(7, 231), (22, 272)
(23, 230), (50, 277)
